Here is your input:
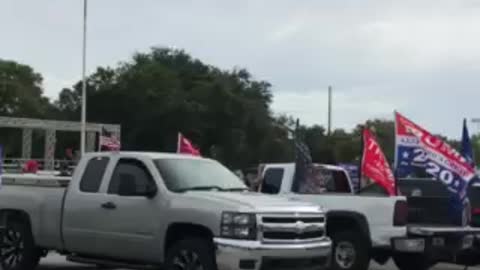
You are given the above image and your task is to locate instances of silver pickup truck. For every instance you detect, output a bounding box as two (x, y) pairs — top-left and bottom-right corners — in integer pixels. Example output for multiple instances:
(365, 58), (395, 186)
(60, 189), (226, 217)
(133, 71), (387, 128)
(0, 152), (331, 270)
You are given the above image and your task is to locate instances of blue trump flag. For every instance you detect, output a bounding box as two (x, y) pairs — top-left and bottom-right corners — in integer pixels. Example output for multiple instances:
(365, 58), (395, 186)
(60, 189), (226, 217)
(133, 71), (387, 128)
(461, 118), (475, 169)
(395, 113), (473, 225)
(394, 113), (427, 178)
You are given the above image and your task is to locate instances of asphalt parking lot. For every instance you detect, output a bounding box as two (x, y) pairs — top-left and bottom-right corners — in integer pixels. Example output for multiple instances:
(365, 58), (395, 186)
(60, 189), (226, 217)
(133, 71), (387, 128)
(38, 253), (478, 270)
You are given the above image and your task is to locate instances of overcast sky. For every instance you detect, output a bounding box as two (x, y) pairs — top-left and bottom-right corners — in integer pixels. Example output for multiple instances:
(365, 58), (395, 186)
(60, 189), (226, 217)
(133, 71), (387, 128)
(1, 0), (480, 138)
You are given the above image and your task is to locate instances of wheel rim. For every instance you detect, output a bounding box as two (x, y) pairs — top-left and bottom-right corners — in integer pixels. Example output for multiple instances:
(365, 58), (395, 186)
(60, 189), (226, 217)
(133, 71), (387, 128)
(1, 228), (24, 269)
(172, 249), (204, 270)
(335, 241), (356, 269)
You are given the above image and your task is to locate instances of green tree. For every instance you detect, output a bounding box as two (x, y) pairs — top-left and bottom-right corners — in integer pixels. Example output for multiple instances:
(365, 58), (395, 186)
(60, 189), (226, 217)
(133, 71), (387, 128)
(0, 59), (53, 156)
(54, 47), (290, 169)
(0, 59), (51, 117)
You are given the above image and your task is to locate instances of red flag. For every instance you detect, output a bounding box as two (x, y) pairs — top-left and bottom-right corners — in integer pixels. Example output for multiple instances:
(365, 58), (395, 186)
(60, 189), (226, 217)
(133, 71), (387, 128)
(177, 133), (201, 156)
(361, 127), (396, 196)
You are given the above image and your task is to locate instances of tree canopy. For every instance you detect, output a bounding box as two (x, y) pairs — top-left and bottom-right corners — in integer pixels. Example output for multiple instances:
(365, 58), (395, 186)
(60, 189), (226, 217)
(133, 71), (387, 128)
(0, 49), (476, 169)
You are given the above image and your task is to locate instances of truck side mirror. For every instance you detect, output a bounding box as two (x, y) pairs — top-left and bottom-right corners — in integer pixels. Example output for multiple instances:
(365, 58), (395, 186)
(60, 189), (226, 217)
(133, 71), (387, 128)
(144, 182), (158, 199)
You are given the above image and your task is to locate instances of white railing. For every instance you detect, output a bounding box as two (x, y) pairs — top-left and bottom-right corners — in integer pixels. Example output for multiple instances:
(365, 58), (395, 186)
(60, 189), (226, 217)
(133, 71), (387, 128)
(2, 158), (76, 174)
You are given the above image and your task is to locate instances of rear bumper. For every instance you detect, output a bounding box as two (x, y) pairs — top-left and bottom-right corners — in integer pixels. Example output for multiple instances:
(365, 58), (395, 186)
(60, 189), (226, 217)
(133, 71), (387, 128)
(391, 226), (479, 263)
(455, 234), (480, 266)
(214, 238), (332, 270)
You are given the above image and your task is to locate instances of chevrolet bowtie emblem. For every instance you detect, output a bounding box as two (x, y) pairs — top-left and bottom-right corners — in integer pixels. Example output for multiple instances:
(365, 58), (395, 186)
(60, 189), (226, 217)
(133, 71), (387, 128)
(295, 221), (310, 234)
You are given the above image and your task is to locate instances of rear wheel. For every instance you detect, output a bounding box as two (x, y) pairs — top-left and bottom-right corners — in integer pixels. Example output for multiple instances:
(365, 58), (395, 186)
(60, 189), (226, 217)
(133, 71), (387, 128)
(0, 219), (42, 270)
(330, 231), (370, 270)
(393, 253), (434, 270)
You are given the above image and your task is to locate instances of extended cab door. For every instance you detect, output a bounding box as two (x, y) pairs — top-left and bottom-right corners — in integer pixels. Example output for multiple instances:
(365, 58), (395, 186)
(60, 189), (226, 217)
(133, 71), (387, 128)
(63, 155), (162, 262)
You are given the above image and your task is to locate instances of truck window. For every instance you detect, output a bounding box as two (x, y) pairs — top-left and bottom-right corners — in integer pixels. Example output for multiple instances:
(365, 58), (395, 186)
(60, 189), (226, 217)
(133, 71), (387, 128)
(108, 159), (154, 196)
(155, 159), (246, 192)
(297, 167), (351, 194)
(331, 170), (352, 193)
(261, 168), (284, 194)
(79, 157), (110, 193)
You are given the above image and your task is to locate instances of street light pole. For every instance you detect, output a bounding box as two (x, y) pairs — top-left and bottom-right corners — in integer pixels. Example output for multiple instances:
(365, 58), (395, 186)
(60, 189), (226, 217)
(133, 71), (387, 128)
(327, 86), (332, 136)
(80, 0), (88, 155)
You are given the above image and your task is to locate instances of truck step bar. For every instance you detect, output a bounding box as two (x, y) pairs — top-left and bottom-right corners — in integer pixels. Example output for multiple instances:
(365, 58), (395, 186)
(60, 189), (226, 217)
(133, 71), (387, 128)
(66, 254), (159, 269)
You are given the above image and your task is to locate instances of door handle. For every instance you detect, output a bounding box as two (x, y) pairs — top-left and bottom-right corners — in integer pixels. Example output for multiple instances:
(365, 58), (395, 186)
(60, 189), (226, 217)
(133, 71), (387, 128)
(101, 202), (116, 210)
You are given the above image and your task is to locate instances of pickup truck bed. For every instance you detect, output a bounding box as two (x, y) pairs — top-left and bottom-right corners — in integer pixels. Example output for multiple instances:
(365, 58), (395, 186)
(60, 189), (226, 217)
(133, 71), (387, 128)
(1, 175), (68, 250)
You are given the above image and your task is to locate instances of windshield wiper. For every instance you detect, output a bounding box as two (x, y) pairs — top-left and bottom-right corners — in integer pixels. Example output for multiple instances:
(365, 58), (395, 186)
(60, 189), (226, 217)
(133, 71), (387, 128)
(175, 186), (249, 192)
(175, 185), (226, 192)
(223, 187), (249, 192)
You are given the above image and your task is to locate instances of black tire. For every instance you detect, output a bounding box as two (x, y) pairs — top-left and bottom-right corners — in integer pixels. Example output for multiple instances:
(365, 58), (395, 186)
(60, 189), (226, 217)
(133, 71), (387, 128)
(165, 238), (216, 270)
(392, 253), (434, 270)
(0, 219), (42, 270)
(330, 231), (370, 270)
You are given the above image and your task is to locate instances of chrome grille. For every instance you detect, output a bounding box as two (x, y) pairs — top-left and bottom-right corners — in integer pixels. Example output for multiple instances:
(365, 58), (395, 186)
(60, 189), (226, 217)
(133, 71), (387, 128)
(259, 213), (326, 244)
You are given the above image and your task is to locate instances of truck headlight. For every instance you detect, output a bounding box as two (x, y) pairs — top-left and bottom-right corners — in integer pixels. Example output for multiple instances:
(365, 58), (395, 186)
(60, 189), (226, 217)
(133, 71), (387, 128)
(221, 212), (256, 240)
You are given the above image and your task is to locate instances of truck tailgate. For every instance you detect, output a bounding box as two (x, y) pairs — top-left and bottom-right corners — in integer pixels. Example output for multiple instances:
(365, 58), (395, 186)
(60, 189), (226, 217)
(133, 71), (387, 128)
(407, 196), (456, 225)
(0, 174), (69, 250)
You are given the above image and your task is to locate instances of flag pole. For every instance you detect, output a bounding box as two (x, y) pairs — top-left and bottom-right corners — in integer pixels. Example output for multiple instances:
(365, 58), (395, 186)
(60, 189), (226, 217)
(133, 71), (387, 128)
(393, 110), (399, 195)
(358, 125), (365, 192)
(327, 86), (332, 136)
(80, 0), (88, 156)
(97, 126), (102, 152)
(294, 118), (300, 157)
(177, 132), (181, 153)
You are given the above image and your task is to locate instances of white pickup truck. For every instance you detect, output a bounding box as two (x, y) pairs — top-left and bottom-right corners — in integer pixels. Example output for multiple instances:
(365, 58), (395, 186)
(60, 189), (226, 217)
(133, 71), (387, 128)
(258, 163), (479, 270)
(0, 152), (332, 270)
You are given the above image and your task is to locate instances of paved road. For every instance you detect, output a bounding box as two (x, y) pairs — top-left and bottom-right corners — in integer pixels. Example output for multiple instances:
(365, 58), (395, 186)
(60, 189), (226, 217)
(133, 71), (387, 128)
(38, 253), (478, 270)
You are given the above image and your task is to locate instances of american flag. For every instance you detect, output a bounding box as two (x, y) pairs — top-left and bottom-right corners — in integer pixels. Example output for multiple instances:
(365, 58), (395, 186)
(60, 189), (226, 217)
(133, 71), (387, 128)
(100, 128), (121, 151)
(291, 138), (313, 192)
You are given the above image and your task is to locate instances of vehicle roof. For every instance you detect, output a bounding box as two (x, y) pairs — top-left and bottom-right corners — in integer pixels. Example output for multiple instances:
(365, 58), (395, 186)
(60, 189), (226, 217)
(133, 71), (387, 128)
(83, 151), (207, 161)
(263, 163), (347, 171)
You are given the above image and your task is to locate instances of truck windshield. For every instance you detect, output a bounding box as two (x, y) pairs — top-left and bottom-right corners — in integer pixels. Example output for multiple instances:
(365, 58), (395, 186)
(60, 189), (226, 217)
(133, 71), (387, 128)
(154, 159), (247, 192)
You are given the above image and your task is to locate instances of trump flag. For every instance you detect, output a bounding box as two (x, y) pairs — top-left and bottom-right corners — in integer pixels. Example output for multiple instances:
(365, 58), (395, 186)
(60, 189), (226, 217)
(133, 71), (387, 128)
(395, 112), (475, 198)
(394, 113), (425, 178)
(361, 127), (396, 196)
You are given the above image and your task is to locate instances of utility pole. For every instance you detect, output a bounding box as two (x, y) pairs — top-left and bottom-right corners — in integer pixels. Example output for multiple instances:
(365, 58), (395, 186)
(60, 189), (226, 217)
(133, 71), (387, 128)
(327, 86), (332, 136)
(80, 0), (88, 155)
(471, 118), (480, 137)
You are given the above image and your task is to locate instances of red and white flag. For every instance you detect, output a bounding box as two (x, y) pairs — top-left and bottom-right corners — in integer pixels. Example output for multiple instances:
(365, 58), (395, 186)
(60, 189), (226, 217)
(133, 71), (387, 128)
(177, 133), (201, 156)
(361, 127), (396, 196)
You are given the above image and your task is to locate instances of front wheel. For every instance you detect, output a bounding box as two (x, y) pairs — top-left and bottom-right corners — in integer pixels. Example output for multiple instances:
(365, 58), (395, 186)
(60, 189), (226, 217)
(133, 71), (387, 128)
(0, 219), (42, 270)
(165, 238), (216, 270)
(393, 253), (434, 270)
(330, 231), (370, 270)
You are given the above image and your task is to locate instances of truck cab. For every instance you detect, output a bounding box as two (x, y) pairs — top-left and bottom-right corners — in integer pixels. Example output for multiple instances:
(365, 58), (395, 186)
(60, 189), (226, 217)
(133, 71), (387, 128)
(0, 152), (332, 270)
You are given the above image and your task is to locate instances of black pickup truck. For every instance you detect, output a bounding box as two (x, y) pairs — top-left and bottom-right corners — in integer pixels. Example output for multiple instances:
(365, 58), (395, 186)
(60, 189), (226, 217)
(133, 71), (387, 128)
(456, 181), (480, 266)
(360, 178), (480, 269)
